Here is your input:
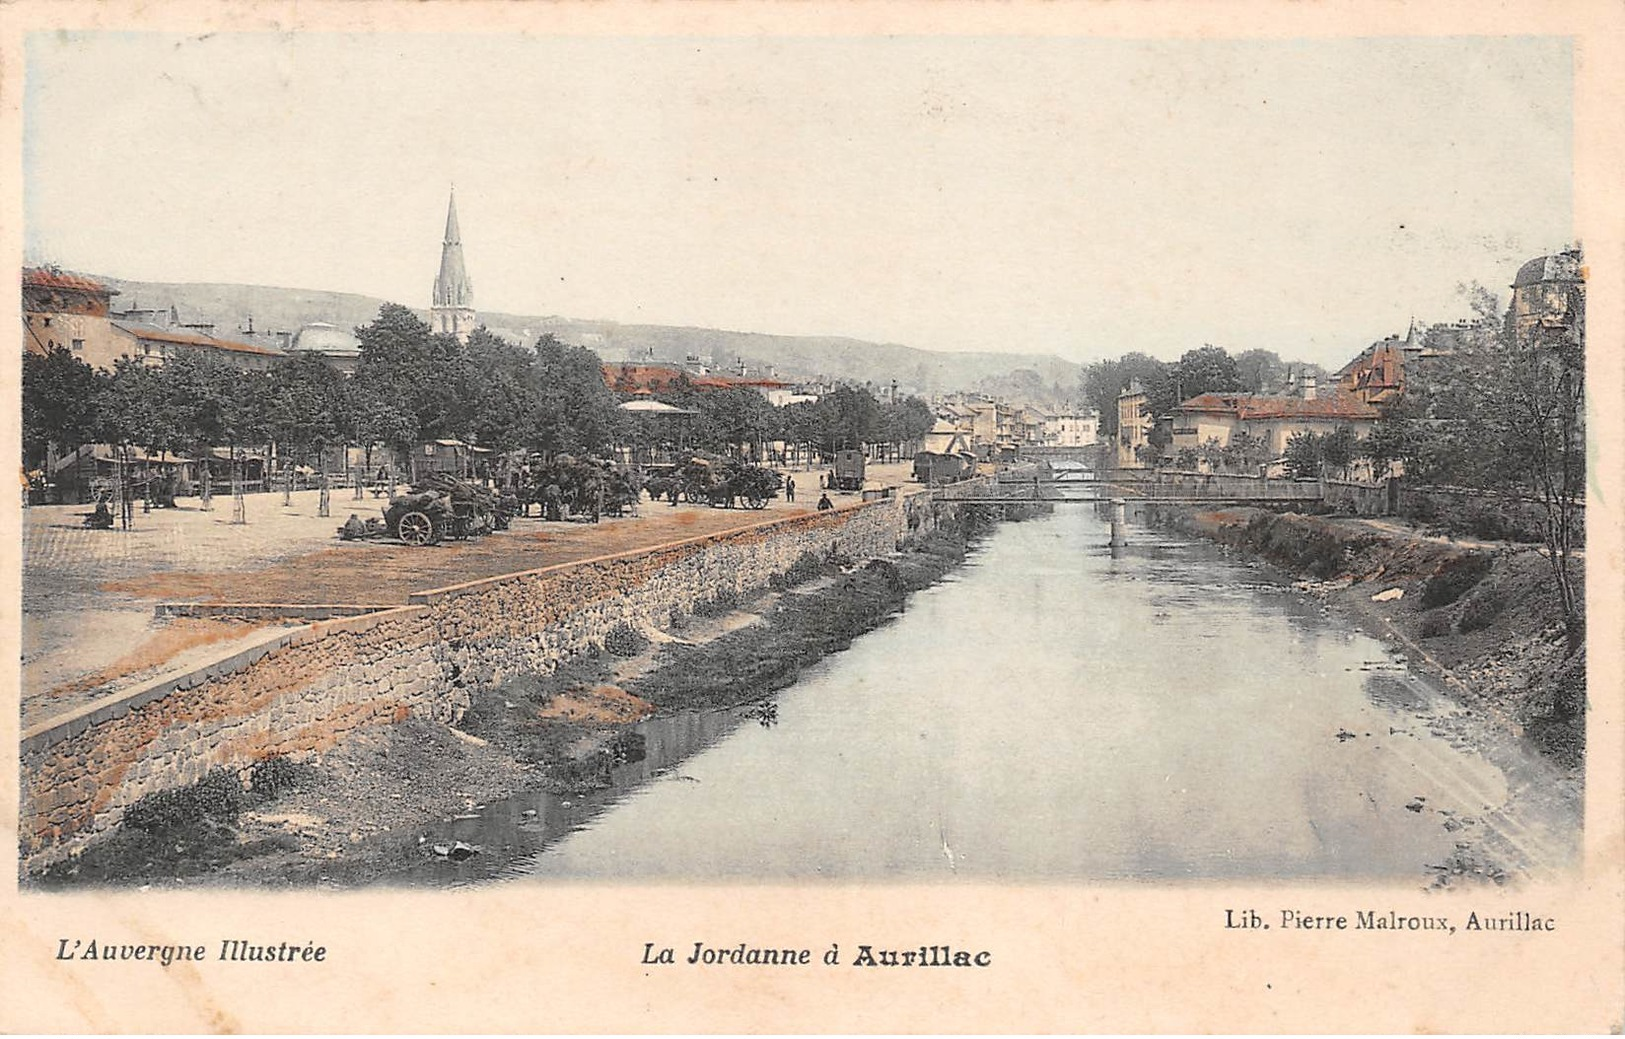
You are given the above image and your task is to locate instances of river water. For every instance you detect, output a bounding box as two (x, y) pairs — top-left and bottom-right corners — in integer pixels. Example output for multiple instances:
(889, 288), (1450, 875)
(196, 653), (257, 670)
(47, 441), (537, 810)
(409, 501), (1579, 886)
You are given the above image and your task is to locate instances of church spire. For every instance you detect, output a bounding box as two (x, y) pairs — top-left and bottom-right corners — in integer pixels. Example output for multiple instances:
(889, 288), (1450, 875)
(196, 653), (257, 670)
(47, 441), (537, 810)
(431, 187), (476, 342)
(443, 187), (462, 245)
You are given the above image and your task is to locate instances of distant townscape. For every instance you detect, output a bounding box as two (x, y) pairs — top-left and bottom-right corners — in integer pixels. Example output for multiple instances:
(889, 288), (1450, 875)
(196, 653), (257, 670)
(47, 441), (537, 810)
(20, 188), (1583, 504)
(18, 187), (1586, 890)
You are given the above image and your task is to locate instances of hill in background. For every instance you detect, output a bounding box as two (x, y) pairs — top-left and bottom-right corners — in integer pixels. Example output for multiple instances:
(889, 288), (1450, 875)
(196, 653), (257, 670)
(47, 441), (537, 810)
(97, 276), (1083, 402)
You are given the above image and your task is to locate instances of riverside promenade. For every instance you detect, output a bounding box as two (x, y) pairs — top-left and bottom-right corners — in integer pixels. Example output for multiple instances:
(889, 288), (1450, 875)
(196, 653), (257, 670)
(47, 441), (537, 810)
(22, 464), (919, 728)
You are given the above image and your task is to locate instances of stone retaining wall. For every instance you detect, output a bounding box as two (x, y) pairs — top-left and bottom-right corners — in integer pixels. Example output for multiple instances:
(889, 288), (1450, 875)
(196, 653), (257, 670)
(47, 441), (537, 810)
(20, 491), (979, 871)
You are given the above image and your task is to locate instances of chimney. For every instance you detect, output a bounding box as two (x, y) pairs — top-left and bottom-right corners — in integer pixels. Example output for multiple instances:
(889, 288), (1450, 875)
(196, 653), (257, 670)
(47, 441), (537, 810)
(1302, 375), (1317, 401)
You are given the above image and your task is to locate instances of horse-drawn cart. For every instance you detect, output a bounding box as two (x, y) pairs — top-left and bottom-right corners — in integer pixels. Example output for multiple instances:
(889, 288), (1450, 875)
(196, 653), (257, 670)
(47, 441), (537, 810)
(381, 473), (512, 546)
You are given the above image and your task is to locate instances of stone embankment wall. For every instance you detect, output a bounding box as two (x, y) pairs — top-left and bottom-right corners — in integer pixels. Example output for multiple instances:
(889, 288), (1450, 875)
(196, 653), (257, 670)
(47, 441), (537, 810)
(1128, 470), (1325, 501)
(20, 488), (984, 870)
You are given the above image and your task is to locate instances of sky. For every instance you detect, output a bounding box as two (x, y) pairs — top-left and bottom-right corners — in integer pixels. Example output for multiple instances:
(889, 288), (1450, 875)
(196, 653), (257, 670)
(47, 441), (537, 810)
(23, 32), (1573, 368)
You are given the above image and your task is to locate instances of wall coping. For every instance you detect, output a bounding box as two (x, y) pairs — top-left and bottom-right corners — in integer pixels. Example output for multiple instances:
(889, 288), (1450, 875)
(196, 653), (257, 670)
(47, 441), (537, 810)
(20, 603), (430, 755)
(407, 497), (892, 605)
(153, 602), (398, 620)
(21, 498), (916, 753)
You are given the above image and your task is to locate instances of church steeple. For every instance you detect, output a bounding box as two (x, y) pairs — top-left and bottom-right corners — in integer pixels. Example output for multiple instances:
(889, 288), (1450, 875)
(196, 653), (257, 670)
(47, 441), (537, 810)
(431, 187), (476, 342)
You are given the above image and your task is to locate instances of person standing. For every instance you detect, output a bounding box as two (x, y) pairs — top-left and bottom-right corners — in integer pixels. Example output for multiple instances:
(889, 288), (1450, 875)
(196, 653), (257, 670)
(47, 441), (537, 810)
(785, 475), (796, 502)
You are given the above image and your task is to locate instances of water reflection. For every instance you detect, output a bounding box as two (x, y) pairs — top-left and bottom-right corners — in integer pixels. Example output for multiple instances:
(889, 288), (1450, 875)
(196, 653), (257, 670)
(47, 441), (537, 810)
(409, 501), (1576, 885)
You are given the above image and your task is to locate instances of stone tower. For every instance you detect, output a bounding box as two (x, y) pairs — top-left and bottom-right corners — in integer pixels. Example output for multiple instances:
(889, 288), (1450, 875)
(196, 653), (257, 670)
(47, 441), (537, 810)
(431, 188), (476, 343)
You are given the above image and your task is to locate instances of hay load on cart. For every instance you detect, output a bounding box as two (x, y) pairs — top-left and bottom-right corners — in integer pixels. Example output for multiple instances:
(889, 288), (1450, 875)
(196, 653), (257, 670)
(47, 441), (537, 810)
(382, 472), (512, 546)
(678, 455), (782, 509)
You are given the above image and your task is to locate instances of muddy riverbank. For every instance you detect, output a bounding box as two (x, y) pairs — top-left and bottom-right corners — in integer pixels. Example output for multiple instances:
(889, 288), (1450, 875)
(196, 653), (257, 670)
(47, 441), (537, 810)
(1145, 504), (1585, 773)
(28, 506), (1022, 888)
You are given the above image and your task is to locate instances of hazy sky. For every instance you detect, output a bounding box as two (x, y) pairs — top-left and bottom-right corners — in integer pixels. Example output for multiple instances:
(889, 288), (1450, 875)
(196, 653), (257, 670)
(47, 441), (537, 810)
(24, 33), (1572, 367)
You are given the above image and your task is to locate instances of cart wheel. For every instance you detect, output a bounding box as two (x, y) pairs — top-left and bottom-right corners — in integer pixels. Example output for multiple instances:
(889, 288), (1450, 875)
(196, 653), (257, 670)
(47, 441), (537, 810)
(746, 494), (768, 510)
(397, 510), (436, 546)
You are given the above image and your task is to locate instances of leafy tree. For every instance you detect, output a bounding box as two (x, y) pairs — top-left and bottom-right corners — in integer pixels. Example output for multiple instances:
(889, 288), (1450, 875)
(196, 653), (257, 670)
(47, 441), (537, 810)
(1220, 430), (1269, 473)
(353, 304), (464, 449)
(1283, 430), (1323, 479)
(1081, 352), (1173, 437)
(463, 328), (540, 452)
(1198, 436), (1226, 471)
(22, 347), (106, 468)
(1360, 405), (1420, 476)
(1173, 345), (1242, 401)
(265, 352), (348, 466)
(879, 396), (934, 447)
(101, 360), (182, 457)
(527, 334), (624, 458)
(697, 386), (780, 458)
(1321, 425), (1358, 479)
(1234, 349), (1284, 394)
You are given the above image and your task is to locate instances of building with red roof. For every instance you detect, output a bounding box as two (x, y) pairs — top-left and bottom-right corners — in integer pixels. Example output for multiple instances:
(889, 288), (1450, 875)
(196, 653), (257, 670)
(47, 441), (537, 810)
(21, 267), (127, 369)
(22, 266), (286, 371)
(1171, 380), (1379, 460)
(603, 362), (793, 400)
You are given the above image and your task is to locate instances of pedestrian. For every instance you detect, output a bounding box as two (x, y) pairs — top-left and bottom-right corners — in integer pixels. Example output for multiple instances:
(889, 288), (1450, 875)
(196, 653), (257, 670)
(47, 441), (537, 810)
(785, 475), (796, 502)
(817, 492), (833, 511)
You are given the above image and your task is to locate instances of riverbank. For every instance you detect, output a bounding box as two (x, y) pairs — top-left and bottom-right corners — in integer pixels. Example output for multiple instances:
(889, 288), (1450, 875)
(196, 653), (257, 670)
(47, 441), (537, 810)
(1147, 505), (1585, 772)
(28, 505), (1026, 887)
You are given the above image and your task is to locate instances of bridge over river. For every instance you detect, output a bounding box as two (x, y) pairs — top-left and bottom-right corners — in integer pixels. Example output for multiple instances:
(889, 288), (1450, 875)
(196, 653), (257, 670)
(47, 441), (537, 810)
(928, 461), (1333, 507)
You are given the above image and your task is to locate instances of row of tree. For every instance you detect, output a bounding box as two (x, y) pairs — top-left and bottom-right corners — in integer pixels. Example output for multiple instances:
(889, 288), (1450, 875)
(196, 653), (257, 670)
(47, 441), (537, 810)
(22, 304), (937, 481)
(1079, 345), (1327, 438)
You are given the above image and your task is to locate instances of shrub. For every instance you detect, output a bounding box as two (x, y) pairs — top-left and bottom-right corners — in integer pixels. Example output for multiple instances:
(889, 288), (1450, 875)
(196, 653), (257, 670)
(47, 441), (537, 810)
(769, 551), (827, 591)
(248, 755), (302, 798)
(692, 586), (741, 618)
(1421, 554), (1494, 609)
(123, 768), (244, 835)
(603, 622), (649, 658)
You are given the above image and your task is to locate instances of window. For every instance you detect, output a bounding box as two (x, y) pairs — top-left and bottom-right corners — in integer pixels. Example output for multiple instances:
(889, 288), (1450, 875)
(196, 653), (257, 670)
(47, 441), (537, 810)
(71, 339), (84, 352)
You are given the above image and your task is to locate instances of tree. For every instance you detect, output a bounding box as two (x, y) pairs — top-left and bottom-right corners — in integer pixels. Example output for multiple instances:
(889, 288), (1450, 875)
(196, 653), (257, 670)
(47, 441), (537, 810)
(1081, 352), (1172, 437)
(22, 347), (106, 469)
(1361, 404), (1421, 477)
(1283, 430), (1323, 479)
(1493, 281), (1586, 651)
(817, 384), (882, 455)
(101, 360), (181, 458)
(353, 304), (465, 450)
(1221, 429), (1269, 473)
(1234, 348), (1284, 394)
(463, 328), (539, 452)
(1321, 425), (1358, 479)
(1173, 345), (1242, 401)
(527, 334), (624, 458)
(265, 352), (349, 466)
(880, 396), (934, 448)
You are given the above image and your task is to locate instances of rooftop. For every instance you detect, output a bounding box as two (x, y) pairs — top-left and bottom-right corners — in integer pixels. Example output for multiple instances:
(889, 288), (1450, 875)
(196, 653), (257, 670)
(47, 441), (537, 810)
(22, 267), (118, 297)
(112, 321), (286, 357)
(1176, 392), (1380, 421)
(1512, 250), (1584, 288)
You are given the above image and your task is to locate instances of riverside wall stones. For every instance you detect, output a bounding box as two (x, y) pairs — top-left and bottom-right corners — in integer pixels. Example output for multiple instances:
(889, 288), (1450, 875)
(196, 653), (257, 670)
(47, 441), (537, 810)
(20, 494), (960, 871)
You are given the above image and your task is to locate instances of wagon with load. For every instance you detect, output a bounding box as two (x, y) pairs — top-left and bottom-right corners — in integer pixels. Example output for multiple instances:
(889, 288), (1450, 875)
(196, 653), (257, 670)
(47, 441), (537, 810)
(382, 472), (513, 546)
(677, 455), (782, 509)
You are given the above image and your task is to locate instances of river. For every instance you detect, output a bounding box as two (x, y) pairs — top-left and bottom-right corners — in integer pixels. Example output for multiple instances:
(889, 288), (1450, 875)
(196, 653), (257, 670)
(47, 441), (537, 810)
(408, 500), (1580, 886)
